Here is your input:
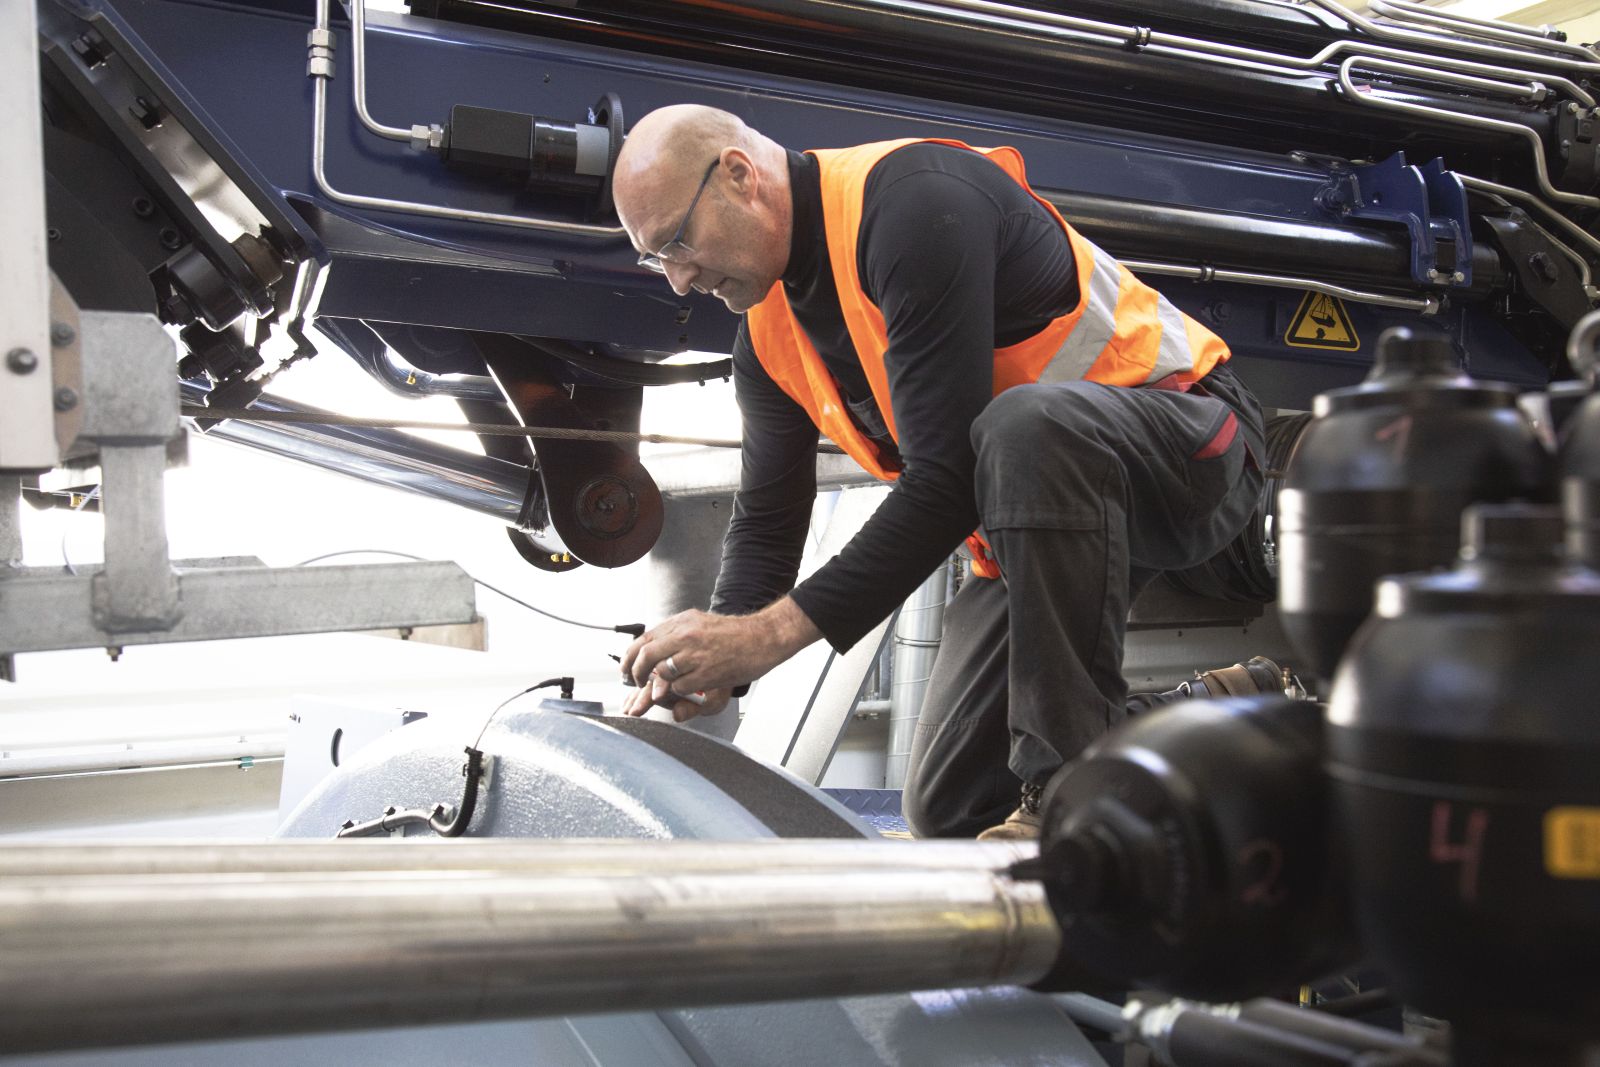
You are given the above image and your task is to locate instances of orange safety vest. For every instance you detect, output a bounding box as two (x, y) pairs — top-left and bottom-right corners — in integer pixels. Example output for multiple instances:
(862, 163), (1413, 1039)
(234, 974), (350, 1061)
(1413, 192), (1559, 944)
(745, 138), (1232, 578)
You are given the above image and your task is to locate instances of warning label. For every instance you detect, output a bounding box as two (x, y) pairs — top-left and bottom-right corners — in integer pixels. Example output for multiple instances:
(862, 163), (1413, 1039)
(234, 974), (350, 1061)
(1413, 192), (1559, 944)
(1284, 292), (1361, 351)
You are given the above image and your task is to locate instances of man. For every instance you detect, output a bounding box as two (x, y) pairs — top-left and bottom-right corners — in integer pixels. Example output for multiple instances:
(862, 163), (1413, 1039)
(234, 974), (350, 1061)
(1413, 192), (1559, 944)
(613, 104), (1265, 839)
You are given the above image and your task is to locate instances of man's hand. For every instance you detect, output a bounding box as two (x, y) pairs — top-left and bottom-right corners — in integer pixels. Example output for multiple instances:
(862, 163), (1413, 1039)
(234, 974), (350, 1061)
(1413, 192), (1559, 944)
(622, 680), (734, 723)
(620, 599), (822, 721)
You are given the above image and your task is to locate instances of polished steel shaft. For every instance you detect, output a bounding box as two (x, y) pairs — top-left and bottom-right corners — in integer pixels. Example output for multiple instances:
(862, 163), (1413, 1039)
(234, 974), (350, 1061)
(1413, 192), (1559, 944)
(0, 839), (1059, 1053)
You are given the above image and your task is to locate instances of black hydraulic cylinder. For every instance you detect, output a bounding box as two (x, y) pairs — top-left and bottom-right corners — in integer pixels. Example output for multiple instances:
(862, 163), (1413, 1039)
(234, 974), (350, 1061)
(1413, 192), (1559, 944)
(1043, 189), (1506, 294)
(1238, 1000), (1440, 1060)
(1166, 1012), (1361, 1067)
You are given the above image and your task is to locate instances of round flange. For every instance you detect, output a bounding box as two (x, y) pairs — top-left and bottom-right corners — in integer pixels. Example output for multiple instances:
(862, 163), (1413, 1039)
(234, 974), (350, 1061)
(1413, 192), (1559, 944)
(575, 475), (639, 540)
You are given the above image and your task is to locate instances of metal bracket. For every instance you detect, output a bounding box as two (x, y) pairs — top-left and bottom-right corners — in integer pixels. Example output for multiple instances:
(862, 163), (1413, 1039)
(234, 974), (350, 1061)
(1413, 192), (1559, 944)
(1319, 153), (1473, 289)
(0, 311), (478, 656)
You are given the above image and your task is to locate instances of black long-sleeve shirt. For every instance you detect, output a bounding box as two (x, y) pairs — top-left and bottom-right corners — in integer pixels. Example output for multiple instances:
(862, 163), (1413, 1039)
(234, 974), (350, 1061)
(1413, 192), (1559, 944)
(709, 143), (1080, 651)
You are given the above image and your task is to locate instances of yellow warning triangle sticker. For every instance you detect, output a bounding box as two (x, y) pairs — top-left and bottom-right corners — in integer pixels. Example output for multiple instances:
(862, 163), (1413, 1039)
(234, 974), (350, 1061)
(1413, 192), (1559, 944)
(1284, 291), (1360, 351)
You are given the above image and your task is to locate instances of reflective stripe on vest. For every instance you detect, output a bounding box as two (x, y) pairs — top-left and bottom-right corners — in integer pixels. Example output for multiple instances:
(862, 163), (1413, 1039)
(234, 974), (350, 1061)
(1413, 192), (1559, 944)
(745, 138), (1231, 577)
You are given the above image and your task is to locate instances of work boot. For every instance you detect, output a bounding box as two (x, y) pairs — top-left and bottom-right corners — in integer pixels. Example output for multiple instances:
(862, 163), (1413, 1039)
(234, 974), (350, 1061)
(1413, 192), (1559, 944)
(1191, 655), (1284, 698)
(1126, 655), (1285, 713)
(977, 782), (1045, 841)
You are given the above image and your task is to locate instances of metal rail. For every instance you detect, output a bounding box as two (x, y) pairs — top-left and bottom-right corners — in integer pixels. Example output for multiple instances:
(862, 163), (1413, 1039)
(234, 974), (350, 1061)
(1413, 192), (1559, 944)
(1120, 261), (1442, 314)
(0, 838), (1058, 1053)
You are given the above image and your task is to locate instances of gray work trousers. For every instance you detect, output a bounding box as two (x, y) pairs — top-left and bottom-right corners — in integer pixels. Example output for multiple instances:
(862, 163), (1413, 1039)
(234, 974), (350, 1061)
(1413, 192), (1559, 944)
(902, 363), (1265, 838)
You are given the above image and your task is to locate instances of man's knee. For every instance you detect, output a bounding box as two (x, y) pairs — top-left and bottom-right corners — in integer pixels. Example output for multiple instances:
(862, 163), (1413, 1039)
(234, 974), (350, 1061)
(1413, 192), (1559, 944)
(902, 778), (971, 838)
(902, 761), (1016, 839)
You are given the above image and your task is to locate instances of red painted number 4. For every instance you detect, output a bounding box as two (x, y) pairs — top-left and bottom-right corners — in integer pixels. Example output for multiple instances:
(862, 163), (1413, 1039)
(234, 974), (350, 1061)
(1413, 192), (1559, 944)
(1429, 801), (1489, 904)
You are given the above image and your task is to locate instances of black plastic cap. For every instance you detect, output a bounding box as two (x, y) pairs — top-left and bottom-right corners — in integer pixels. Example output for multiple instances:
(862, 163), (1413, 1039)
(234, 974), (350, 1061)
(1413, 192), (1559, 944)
(1368, 326), (1462, 383)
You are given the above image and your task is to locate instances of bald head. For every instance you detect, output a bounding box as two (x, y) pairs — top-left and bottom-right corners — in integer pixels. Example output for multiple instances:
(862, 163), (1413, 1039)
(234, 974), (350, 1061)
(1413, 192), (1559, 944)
(615, 105), (756, 203)
(613, 105), (793, 314)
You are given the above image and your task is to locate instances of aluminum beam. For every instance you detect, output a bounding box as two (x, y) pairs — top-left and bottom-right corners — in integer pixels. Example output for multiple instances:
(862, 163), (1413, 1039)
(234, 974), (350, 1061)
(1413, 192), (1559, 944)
(0, 559), (476, 654)
(0, 0), (56, 471)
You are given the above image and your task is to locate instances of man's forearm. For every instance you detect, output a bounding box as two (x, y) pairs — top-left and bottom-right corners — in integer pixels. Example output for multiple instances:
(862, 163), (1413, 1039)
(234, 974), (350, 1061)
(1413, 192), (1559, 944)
(752, 595), (824, 661)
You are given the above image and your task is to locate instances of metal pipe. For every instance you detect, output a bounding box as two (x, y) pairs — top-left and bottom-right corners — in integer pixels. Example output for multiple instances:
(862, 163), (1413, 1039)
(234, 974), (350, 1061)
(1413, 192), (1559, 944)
(887, 565), (947, 789)
(899, 0), (1600, 86)
(1461, 173), (1600, 270)
(1339, 57), (1600, 211)
(343, 328), (503, 401)
(1119, 261), (1442, 314)
(0, 838), (1059, 1053)
(349, 0), (421, 144)
(183, 383), (530, 522)
(1367, 0), (1595, 60)
(1343, 54), (1546, 102)
(1373, 0), (1564, 45)
(308, 1), (625, 237)
(1055, 993), (1130, 1037)
(0, 737), (285, 780)
(1303, 0), (1600, 74)
(0, 837), (1035, 878)
(913, 0), (1600, 110)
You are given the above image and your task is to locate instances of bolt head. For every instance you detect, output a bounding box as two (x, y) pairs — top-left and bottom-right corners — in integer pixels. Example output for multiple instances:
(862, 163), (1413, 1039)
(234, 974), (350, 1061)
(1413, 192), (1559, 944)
(50, 323), (75, 347)
(5, 349), (38, 375)
(54, 387), (79, 412)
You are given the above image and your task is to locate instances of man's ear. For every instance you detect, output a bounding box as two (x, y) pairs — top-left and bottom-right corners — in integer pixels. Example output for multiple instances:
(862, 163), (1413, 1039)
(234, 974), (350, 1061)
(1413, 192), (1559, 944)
(720, 146), (759, 202)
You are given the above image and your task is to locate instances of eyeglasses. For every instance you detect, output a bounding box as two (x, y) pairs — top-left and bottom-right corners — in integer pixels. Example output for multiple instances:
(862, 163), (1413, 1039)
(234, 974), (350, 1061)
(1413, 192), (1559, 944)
(637, 159), (719, 273)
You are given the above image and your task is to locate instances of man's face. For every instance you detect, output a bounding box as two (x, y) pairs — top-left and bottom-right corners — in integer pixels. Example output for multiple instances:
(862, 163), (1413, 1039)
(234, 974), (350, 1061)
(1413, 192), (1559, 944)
(627, 158), (783, 315)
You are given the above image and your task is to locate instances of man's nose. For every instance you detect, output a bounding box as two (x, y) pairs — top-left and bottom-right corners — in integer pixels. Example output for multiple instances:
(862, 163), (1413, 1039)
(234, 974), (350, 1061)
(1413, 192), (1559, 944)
(662, 260), (698, 297)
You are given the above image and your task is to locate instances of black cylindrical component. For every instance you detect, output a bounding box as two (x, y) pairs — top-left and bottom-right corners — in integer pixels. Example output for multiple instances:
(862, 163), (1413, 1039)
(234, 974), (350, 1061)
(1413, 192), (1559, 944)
(1029, 696), (1351, 1000)
(1043, 192), (1507, 296)
(1561, 391), (1600, 567)
(440, 105), (609, 199)
(1326, 503), (1600, 1060)
(162, 246), (250, 331)
(1165, 1011), (1358, 1067)
(1277, 326), (1550, 680)
(1237, 999), (1435, 1058)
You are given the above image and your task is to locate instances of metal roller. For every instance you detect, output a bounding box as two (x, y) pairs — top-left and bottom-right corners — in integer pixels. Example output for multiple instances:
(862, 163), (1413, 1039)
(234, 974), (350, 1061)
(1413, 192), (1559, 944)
(0, 838), (1061, 1054)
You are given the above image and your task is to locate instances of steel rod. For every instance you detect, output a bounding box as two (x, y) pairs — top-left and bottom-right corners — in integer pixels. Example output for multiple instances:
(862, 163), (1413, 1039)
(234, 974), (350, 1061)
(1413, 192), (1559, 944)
(350, 0), (419, 142)
(183, 383), (531, 521)
(0, 838), (1058, 1053)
